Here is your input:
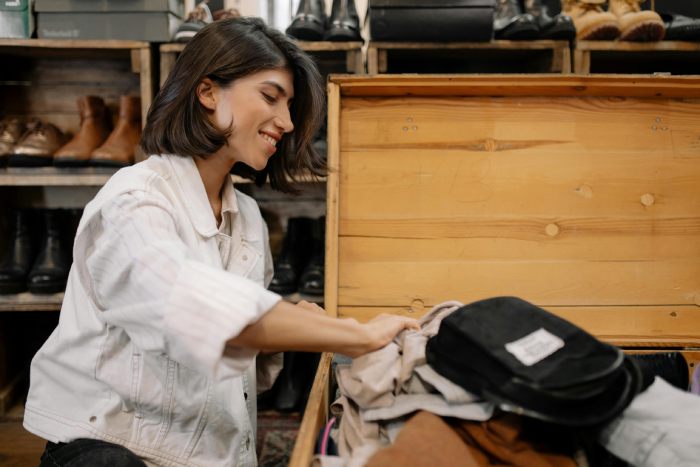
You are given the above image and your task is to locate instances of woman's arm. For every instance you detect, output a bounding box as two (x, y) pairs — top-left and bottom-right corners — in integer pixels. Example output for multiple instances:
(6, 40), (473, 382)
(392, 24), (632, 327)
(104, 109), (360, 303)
(227, 300), (419, 358)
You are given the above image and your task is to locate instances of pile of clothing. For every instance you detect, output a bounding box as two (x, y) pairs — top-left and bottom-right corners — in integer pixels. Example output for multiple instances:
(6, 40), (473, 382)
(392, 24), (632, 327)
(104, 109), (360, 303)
(314, 297), (700, 467)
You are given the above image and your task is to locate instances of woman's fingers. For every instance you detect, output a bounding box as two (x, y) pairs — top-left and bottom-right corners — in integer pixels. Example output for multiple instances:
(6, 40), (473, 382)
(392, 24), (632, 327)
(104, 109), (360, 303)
(296, 299), (326, 315)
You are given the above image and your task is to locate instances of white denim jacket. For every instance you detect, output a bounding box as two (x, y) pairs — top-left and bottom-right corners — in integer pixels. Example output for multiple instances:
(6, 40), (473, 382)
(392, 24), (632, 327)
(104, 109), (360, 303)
(24, 154), (282, 466)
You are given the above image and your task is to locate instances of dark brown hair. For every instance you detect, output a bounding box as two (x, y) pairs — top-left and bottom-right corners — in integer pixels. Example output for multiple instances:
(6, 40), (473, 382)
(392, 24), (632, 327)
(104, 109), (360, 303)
(141, 17), (326, 193)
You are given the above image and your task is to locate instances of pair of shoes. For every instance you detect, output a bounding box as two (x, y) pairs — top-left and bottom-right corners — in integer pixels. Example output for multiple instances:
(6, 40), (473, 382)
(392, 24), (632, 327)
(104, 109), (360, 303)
(268, 216), (325, 296)
(286, 0), (362, 42)
(495, 0), (575, 40)
(55, 95), (141, 168)
(172, 0), (240, 42)
(659, 11), (700, 41)
(0, 209), (77, 295)
(5, 119), (67, 167)
(562, 0), (665, 41)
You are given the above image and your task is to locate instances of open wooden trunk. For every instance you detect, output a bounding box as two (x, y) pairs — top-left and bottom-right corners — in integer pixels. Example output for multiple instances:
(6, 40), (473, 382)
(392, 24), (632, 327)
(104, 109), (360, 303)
(289, 74), (700, 466)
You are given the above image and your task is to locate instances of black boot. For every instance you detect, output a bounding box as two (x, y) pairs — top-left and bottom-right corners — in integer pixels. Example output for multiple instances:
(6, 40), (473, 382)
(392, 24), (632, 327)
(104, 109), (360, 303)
(494, 0), (539, 40)
(523, 0), (576, 40)
(286, 0), (327, 41)
(28, 210), (72, 294)
(629, 352), (689, 392)
(272, 351), (321, 412)
(299, 216), (325, 296)
(269, 217), (313, 295)
(0, 210), (38, 294)
(324, 0), (362, 41)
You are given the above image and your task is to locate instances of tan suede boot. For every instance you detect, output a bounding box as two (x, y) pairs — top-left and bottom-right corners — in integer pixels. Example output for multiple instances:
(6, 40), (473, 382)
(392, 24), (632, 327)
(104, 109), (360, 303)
(609, 0), (665, 41)
(561, 0), (620, 40)
(54, 96), (113, 167)
(90, 96), (141, 167)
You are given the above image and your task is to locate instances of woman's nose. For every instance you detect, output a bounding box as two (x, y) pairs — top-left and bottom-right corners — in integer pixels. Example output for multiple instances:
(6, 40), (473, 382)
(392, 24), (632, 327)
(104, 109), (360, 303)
(275, 108), (294, 134)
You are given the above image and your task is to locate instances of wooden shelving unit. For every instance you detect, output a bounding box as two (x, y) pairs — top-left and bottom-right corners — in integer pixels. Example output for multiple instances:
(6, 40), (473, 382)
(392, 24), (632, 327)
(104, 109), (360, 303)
(574, 40), (700, 74)
(160, 40), (364, 86)
(367, 40), (572, 74)
(0, 167), (118, 186)
(0, 39), (154, 126)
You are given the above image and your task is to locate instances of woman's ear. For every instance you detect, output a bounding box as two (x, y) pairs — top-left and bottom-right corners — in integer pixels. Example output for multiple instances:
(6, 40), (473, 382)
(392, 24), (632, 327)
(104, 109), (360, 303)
(196, 78), (218, 111)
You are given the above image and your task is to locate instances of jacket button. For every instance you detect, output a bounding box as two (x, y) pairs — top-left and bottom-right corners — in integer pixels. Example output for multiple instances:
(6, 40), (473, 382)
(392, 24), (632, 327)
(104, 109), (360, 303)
(242, 254), (248, 261)
(244, 392), (248, 400)
(89, 416), (96, 423)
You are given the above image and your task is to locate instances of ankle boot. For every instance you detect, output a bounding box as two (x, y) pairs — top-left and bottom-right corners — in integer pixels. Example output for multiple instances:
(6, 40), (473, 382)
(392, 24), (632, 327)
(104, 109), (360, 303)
(269, 217), (313, 294)
(28, 210), (71, 294)
(299, 216), (325, 296)
(609, 0), (665, 41)
(286, 0), (327, 41)
(324, 0), (362, 41)
(524, 0), (576, 40)
(272, 351), (321, 412)
(561, 0), (621, 40)
(90, 95), (141, 167)
(629, 352), (688, 392)
(54, 96), (113, 167)
(494, 0), (539, 40)
(0, 210), (38, 294)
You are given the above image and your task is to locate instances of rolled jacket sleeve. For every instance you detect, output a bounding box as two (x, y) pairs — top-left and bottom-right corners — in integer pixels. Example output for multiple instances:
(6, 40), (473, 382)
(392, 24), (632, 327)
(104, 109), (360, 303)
(78, 190), (281, 379)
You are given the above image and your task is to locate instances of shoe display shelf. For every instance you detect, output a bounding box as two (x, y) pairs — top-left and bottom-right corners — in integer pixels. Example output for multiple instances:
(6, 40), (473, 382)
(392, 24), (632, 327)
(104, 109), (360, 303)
(366, 40), (572, 75)
(0, 39), (153, 137)
(159, 40), (364, 87)
(574, 40), (700, 74)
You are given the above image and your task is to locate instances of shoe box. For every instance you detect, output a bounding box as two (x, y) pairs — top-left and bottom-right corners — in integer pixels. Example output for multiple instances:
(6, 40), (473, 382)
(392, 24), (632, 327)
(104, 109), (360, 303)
(369, 0), (496, 42)
(35, 0), (184, 41)
(0, 0), (33, 38)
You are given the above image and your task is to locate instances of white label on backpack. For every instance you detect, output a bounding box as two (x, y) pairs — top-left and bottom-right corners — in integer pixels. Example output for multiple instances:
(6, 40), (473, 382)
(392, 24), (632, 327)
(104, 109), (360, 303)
(505, 328), (565, 366)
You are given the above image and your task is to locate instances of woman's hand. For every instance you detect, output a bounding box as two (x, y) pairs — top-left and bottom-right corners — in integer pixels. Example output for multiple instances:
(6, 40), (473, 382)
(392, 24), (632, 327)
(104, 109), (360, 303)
(296, 300), (326, 315)
(347, 314), (421, 358)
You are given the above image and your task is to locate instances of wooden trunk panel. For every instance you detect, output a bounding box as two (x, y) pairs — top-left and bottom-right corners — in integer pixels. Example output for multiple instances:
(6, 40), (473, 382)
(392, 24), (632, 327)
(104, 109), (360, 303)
(338, 305), (700, 347)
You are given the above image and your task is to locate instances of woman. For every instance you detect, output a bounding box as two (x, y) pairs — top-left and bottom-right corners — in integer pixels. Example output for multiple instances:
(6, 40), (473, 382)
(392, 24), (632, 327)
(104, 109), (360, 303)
(24, 17), (417, 467)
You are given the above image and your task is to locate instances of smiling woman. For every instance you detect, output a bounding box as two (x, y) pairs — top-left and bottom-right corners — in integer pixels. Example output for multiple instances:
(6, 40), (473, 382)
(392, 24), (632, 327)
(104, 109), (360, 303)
(23, 16), (419, 467)
(142, 16), (326, 191)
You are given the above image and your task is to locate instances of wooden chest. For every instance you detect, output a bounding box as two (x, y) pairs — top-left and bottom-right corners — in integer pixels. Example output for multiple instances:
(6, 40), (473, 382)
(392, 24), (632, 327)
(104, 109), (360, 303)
(289, 75), (700, 466)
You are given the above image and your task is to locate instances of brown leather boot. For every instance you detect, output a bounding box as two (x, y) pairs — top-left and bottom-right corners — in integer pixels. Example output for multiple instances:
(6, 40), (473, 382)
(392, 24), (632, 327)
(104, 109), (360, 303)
(561, 0), (620, 40)
(609, 0), (665, 41)
(54, 96), (113, 167)
(90, 95), (141, 167)
(9, 121), (67, 167)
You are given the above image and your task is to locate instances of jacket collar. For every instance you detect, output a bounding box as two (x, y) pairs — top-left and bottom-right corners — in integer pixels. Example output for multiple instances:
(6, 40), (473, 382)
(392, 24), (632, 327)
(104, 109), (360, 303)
(166, 155), (240, 238)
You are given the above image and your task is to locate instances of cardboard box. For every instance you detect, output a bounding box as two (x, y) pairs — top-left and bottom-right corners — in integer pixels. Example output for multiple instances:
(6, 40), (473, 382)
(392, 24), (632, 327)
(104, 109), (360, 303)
(37, 11), (180, 41)
(34, 0), (183, 16)
(289, 74), (700, 466)
(0, 0), (33, 38)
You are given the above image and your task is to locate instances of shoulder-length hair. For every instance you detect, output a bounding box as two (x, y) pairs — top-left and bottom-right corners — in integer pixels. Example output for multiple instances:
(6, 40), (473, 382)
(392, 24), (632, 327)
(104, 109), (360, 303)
(141, 17), (326, 193)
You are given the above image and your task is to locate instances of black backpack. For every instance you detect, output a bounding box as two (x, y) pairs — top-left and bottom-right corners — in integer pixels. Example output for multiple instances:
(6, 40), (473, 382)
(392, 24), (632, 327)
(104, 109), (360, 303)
(426, 296), (642, 427)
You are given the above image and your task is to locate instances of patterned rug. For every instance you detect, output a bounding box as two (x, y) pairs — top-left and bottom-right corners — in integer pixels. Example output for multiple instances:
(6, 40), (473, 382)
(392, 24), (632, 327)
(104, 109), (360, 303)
(257, 410), (302, 467)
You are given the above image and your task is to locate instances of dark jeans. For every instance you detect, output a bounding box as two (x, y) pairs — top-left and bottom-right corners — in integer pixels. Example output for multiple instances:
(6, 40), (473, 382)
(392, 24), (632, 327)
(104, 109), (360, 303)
(40, 438), (146, 467)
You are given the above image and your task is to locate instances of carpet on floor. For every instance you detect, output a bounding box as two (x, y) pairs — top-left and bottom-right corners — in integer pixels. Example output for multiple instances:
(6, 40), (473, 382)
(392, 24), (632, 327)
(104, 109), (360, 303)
(257, 410), (302, 467)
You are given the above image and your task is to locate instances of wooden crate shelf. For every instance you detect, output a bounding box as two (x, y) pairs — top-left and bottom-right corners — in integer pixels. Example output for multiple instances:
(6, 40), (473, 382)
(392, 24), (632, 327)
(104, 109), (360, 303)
(574, 40), (700, 74)
(0, 167), (118, 186)
(160, 40), (364, 86)
(367, 40), (572, 74)
(0, 292), (63, 312)
(0, 39), (154, 129)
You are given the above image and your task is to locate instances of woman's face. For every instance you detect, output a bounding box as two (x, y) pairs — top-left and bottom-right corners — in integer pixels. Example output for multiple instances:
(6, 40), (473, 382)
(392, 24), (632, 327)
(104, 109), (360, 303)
(203, 68), (295, 171)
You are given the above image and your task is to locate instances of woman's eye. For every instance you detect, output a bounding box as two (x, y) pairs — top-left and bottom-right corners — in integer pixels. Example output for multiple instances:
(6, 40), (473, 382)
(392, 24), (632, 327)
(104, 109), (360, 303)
(262, 93), (277, 103)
